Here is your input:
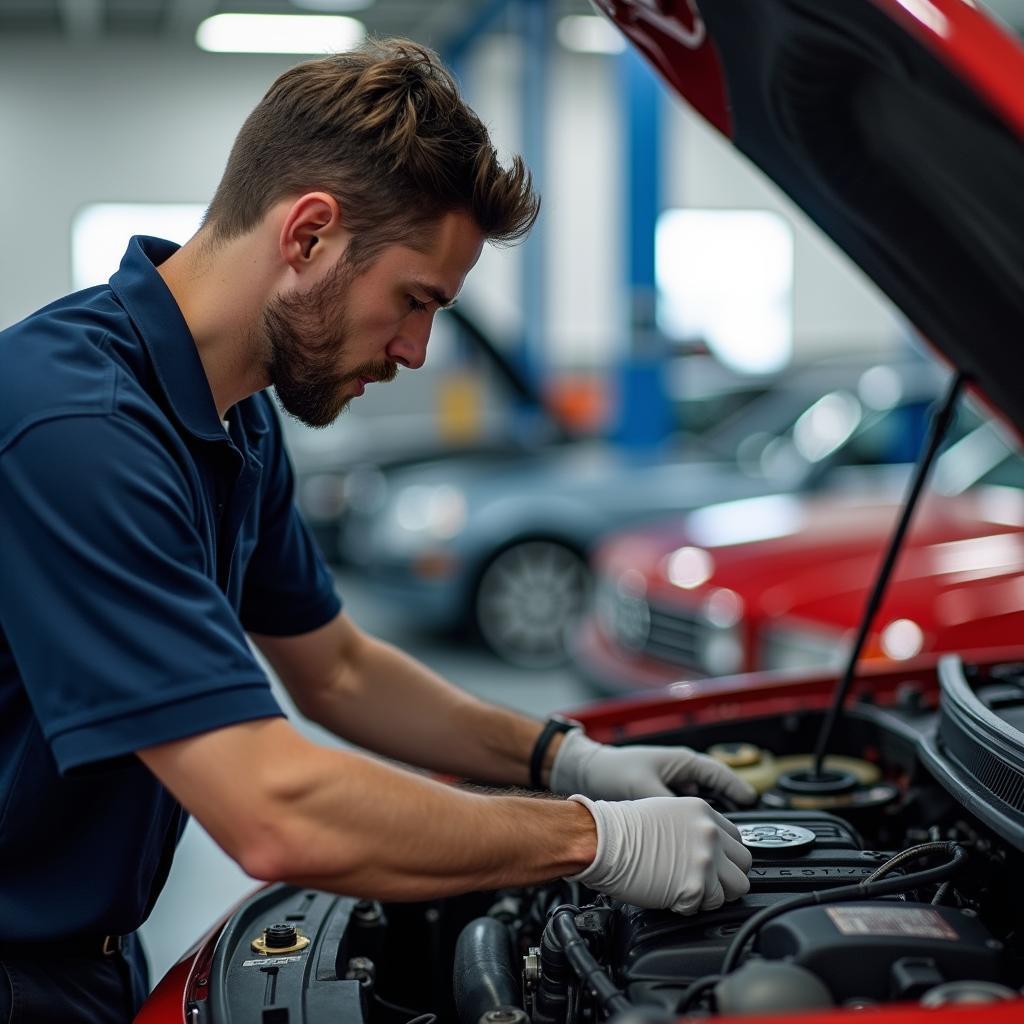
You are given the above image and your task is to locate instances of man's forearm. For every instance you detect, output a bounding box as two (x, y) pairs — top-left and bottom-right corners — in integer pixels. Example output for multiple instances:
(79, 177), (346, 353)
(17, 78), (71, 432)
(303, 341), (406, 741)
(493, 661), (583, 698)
(142, 716), (750, 918)
(252, 729), (597, 900)
(293, 633), (566, 787)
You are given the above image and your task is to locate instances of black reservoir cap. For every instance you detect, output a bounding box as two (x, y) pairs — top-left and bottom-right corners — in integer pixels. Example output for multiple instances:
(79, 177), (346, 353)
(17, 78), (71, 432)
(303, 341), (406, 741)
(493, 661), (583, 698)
(264, 924), (298, 950)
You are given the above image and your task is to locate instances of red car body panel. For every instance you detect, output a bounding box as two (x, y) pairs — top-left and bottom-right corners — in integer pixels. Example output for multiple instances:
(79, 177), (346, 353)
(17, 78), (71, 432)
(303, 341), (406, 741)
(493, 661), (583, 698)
(135, 958), (204, 1024)
(592, 0), (731, 133)
(711, 1005), (1024, 1024)
(579, 489), (1024, 690)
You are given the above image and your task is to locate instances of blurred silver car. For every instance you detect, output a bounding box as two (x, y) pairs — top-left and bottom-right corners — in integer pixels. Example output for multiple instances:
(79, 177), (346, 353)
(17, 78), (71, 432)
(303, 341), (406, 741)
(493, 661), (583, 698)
(339, 355), (947, 667)
(282, 307), (567, 557)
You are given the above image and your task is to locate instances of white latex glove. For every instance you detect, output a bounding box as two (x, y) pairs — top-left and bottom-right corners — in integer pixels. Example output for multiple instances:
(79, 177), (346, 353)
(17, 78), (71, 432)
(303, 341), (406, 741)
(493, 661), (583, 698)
(551, 730), (757, 805)
(567, 794), (752, 914)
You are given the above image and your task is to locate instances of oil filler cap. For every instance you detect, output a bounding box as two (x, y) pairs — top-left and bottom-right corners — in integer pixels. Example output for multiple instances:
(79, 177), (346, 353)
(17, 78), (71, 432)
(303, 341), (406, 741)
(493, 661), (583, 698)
(250, 922), (311, 955)
(739, 822), (816, 852)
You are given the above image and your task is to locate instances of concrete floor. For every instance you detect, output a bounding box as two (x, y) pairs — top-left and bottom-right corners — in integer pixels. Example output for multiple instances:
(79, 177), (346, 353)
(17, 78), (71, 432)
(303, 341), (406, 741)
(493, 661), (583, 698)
(138, 567), (595, 987)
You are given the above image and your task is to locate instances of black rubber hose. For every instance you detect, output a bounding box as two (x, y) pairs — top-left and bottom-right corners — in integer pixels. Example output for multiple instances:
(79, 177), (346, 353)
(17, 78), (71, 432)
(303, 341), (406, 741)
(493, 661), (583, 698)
(453, 917), (523, 1024)
(549, 906), (631, 1017)
(675, 974), (722, 1014)
(720, 843), (967, 975)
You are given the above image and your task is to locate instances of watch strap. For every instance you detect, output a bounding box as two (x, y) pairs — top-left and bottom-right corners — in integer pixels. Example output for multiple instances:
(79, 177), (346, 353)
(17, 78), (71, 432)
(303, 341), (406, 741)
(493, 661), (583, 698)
(529, 715), (580, 790)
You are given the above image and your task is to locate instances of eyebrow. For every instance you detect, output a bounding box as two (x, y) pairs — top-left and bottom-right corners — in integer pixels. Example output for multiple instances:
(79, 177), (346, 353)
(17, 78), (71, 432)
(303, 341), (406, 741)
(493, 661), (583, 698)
(417, 284), (457, 309)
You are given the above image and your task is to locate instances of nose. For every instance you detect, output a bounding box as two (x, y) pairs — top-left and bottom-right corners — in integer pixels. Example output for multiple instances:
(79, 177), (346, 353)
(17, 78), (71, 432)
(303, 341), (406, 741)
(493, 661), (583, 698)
(385, 315), (432, 370)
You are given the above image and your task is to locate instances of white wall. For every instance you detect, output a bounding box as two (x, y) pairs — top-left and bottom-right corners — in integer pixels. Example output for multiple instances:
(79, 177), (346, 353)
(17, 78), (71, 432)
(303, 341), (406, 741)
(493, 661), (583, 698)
(0, 40), (291, 324)
(542, 51), (625, 365)
(461, 39), (625, 365)
(458, 34), (528, 344)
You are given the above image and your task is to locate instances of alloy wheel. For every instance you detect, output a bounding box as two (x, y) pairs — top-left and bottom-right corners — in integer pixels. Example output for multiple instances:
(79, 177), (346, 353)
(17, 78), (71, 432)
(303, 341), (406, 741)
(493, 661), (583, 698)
(474, 540), (590, 668)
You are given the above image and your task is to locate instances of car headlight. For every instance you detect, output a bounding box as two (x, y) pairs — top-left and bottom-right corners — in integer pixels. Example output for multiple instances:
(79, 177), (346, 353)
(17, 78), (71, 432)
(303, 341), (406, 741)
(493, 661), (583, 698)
(879, 618), (925, 660)
(382, 484), (468, 545)
(596, 569), (651, 651)
(760, 624), (848, 672)
(665, 546), (714, 589)
(697, 588), (744, 675)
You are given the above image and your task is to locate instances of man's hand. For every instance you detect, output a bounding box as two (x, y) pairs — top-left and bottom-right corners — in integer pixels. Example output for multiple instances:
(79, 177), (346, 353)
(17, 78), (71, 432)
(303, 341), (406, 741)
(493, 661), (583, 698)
(550, 730), (757, 805)
(568, 794), (752, 913)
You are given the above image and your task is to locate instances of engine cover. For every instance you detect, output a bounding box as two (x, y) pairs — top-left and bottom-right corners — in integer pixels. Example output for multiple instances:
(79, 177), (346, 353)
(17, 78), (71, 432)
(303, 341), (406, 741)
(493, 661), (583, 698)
(729, 810), (891, 893)
(615, 810), (888, 1009)
(757, 902), (1002, 1003)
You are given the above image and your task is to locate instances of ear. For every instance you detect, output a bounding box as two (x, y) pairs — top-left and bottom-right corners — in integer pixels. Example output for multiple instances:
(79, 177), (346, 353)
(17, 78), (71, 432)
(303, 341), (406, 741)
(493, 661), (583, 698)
(278, 192), (349, 273)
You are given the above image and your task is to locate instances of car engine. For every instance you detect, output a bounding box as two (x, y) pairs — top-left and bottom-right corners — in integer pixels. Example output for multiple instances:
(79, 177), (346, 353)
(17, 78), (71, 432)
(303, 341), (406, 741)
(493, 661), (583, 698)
(189, 657), (1024, 1022)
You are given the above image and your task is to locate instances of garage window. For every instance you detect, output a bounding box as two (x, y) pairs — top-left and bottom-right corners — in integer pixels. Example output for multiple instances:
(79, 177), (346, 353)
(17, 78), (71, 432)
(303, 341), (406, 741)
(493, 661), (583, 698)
(72, 202), (206, 290)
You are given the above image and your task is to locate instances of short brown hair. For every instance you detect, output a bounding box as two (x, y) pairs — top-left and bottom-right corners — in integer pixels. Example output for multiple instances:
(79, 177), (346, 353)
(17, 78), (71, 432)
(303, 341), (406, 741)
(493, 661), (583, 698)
(204, 37), (539, 263)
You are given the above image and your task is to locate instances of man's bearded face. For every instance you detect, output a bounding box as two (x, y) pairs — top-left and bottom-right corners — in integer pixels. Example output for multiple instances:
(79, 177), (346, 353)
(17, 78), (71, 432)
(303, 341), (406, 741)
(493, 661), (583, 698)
(263, 254), (398, 428)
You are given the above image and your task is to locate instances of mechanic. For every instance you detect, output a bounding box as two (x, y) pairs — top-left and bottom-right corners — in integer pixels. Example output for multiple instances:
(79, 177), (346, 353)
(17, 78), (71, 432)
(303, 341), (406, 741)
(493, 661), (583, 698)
(0, 38), (755, 1022)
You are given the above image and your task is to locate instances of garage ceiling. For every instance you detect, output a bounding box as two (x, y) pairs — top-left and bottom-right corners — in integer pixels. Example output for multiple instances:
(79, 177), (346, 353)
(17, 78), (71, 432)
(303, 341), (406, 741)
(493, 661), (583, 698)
(0, 1), (1019, 50)
(0, 0), (596, 47)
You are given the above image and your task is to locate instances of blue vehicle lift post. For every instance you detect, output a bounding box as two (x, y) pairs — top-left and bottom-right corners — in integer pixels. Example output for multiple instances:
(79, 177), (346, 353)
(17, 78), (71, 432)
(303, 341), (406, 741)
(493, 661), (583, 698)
(445, 0), (549, 427)
(516, 0), (550, 393)
(612, 46), (674, 450)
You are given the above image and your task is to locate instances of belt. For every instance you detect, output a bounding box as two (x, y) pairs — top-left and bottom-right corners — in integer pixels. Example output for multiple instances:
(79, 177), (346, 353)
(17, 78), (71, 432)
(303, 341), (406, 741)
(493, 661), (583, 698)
(0, 934), (123, 958)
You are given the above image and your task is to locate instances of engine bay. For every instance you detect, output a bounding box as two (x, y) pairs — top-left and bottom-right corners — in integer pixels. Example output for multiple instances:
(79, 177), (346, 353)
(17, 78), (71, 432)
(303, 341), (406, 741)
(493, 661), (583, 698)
(187, 656), (1024, 1022)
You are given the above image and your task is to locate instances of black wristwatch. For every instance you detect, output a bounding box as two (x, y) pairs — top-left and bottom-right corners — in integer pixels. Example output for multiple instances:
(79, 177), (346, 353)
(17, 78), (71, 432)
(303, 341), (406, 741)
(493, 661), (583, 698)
(529, 715), (580, 790)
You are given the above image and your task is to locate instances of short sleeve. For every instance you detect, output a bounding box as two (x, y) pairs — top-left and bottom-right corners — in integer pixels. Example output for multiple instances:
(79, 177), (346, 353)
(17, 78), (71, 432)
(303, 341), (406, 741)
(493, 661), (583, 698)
(0, 413), (283, 774)
(238, 409), (342, 636)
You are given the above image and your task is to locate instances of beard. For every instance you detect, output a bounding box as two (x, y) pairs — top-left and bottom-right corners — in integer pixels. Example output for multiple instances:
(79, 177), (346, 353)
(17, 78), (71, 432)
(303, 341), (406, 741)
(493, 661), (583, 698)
(262, 254), (398, 428)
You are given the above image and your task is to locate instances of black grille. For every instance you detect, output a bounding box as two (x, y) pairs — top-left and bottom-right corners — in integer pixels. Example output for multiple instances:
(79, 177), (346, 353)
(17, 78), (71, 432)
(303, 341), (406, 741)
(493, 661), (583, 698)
(940, 713), (1024, 814)
(642, 602), (706, 668)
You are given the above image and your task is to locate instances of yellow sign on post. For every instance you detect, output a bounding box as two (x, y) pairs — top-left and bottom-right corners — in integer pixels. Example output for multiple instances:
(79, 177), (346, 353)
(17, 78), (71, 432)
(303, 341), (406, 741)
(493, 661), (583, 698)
(437, 371), (484, 443)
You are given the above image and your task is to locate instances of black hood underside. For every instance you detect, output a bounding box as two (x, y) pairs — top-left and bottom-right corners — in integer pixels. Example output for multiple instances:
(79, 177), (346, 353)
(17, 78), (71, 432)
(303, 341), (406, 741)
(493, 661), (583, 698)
(700, 0), (1024, 435)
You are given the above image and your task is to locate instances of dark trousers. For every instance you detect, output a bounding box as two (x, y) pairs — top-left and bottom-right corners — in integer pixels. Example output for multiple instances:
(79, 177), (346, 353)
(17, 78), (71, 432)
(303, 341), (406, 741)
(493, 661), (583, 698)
(0, 936), (148, 1023)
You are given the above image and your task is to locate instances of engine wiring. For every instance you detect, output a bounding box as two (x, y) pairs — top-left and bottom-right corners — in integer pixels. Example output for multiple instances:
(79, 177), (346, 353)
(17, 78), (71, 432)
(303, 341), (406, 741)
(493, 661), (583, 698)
(932, 879), (954, 906)
(720, 842), (968, 976)
(372, 993), (436, 1024)
(862, 840), (960, 884)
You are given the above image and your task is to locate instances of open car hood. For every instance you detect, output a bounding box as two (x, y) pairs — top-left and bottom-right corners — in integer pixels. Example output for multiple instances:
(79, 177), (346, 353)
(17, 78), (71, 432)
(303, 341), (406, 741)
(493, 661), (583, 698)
(595, 0), (1024, 438)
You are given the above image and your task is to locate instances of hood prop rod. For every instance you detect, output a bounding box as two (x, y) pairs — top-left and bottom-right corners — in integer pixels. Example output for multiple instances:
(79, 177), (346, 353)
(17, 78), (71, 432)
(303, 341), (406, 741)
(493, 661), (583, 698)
(811, 369), (967, 779)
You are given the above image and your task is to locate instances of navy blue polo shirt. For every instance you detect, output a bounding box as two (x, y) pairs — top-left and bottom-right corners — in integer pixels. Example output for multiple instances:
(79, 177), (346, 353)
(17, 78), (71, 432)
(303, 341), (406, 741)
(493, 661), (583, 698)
(0, 236), (342, 943)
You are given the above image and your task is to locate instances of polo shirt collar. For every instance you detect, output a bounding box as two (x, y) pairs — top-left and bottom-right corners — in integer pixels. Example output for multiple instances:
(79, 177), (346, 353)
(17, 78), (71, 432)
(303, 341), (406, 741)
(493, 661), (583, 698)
(109, 235), (230, 444)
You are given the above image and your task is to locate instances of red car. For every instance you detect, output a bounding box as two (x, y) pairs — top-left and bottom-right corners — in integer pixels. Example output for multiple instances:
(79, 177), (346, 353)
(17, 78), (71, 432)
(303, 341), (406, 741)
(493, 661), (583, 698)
(575, 420), (1024, 691)
(139, 1), (1024, 1022)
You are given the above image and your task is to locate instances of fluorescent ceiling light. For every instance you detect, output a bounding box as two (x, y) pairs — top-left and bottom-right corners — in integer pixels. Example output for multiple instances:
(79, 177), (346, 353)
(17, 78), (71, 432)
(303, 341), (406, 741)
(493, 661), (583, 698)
(289, 0), (373, 9)
(196, 14), (366, 54)
(556, 15), (626, 54)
